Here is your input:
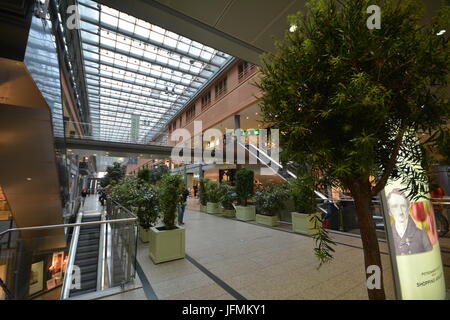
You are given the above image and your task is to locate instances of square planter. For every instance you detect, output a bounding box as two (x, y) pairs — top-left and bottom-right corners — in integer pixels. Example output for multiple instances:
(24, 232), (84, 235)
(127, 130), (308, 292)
(149, 226), (185, 264)
(291, 212), (322, 235)
(139, 226), (149, 243)
(256, 214), (278, 227)
(200, 204), (207, 212)
(206, 202), (220, 214)
(221, 208), (236, 218)
(235, 206), (256, 221)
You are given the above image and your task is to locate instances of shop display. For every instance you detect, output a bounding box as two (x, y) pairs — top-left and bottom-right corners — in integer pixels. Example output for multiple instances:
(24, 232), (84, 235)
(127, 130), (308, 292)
(29, 261), (44, 296)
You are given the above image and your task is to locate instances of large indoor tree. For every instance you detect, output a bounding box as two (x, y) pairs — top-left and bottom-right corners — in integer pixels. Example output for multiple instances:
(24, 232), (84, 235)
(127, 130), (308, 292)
(257, 0), (449, 300)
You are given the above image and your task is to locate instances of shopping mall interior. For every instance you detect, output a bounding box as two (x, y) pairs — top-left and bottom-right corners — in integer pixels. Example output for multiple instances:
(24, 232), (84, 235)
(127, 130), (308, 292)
(0, 0), (449, 302)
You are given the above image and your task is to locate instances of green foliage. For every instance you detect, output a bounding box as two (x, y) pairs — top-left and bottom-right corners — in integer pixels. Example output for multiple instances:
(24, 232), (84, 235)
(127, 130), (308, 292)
(110, 176), (159, 229)
(149, 165), (169, 184)
(219, 182), (237, 210)
(206, 181), (221, 203)
(236, 169), (254, 206)
(199, 178), (209, 206)
(311, 214), (337, 269)
(289, 176), (316, 214)
(100, 162), (126, 187)
(257, 0), (450, 195)
(254, 182), (289, 216)
(158, 174), (184, 229)
(137, 168), (151, 183)
(257, 0), (450, 280)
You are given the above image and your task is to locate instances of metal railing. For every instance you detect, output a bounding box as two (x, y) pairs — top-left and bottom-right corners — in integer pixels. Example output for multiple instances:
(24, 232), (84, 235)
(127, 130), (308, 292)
(0, 206), (137, 300)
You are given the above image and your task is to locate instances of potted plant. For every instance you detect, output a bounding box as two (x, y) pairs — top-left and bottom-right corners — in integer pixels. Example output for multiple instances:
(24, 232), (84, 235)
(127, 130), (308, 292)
(255, 182), (289, 226)
(149, 174), (185, 264)
(219, 182), (236, 217)
(111, 177), (159, 243)
(235, 168), (256, 221)
(133, 184), (159, 243)
(199, 178), (209, 212)
(289, 176), (321, 235)
(206, 180), (221, 214)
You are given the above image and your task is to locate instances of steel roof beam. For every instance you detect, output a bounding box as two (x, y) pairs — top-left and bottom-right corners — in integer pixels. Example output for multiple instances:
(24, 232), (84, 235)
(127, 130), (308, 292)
(85, 71), (192, 99)
(81, 36), (210, 81)
(83, 55), (201, 91)
(78, 10), (223, 68)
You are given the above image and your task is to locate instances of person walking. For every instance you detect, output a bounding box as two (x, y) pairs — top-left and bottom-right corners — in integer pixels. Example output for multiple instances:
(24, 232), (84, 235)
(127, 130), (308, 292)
(81, 188), (88, 207)
(178, 187), (190, 225)
(99, 189), (107, 206)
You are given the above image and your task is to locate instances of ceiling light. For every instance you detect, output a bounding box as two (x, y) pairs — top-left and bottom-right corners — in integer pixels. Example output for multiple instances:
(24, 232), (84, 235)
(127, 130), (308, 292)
(437, 29), (446, 36)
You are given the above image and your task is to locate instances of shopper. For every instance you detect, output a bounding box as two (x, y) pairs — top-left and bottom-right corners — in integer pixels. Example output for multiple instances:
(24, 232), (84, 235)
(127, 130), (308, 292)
(99, 189), (107, 206)
(81, 188), (88, 207)
(193, 185), (198, 198)
(178, 187), (190, 225)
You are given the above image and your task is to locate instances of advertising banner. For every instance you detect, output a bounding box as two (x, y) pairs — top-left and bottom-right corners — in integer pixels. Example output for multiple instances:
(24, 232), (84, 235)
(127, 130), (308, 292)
(381, 173), (446, 299)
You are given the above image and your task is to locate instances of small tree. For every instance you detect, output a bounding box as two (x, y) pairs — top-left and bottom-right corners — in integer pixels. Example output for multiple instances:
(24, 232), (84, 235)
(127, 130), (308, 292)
(149, 165), (169, 184)
(199, 178), (210, 206)
(257, 0), (450, 300)
(254, 182), (289, 216)
(137, 168), (151, 183)
(289, 176), (316, 214)
(236, 169), (254, 206)
(206, 181), (221, 203)
(100, 162), (126, 187)
(219, 182), (237, 210)
(158, 174), (184, 229)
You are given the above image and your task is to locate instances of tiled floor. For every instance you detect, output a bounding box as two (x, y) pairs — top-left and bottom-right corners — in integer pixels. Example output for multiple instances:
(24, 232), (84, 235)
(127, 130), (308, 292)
(126, 208), (396, 300)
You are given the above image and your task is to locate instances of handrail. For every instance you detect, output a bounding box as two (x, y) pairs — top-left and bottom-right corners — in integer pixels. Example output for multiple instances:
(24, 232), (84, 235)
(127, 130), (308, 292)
(0, 217), (137, 238)
(61, 212), (83, 299)
(97, 214), (107, 291)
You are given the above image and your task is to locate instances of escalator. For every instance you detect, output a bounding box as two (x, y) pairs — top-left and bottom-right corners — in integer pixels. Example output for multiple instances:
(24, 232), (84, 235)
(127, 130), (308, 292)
(68, 213), (101, 298)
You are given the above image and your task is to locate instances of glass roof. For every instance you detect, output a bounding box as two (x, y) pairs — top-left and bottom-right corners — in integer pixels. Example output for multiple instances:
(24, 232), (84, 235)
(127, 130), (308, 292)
(77, 0), (232, 144)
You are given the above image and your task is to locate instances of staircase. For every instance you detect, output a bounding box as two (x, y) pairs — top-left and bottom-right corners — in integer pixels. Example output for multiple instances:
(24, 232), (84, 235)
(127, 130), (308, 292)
(69, 213), (101, 297)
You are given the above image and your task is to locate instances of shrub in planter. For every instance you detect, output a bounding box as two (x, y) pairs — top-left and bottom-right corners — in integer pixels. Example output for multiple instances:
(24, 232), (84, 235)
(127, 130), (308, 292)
(219, 182), (237, 217)
(235, 168), (255, 221)
(206, 181), (221, 214)
(149, 174), (185, 263)
(289, 176), (321, 235)
(199, 178), (209, 212)
(255, 182), (289, 226)
(111, 177), (159, 243)
(133, 184), (159, 242)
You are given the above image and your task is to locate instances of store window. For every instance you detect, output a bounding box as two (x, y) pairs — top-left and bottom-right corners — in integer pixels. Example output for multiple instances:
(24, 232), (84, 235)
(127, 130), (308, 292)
(201, 91), (211, 110)
(215, 76), (227, 98)
(186, 104), (196, 122)
(238, 61), (255, 82)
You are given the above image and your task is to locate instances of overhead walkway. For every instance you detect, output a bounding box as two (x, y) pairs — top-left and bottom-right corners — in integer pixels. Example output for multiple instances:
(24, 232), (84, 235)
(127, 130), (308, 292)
(54, 137), (174, 158)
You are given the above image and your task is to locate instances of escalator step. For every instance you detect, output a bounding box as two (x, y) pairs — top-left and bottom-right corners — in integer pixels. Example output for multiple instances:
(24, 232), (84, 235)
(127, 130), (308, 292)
(74, 257), (98, 266)
(78, 264), (97, 274)
(78, 238), (100, 247)
(70, 288), (96, 298)
(75, 251), (98, 260)
(78, 233), (100, 240)
(80, 270), (97, 282)
(77, 244), (99, 253)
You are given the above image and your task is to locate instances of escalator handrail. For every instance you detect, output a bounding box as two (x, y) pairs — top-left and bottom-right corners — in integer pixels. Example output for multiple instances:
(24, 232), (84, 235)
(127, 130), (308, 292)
(0, 216), (137, 239)
(61, 212), (83, 299)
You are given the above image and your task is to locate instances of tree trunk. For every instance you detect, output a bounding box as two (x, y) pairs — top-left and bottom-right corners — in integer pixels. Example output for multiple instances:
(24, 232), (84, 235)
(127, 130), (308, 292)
(350, 180), (386, 300)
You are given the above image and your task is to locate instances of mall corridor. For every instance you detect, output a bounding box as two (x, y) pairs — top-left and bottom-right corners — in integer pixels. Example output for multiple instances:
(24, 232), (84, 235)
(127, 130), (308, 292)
(103, 207), (396, 300)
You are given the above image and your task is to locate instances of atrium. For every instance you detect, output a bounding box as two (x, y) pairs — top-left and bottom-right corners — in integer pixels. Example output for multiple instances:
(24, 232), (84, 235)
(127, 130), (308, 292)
(0, 0), (449, 306)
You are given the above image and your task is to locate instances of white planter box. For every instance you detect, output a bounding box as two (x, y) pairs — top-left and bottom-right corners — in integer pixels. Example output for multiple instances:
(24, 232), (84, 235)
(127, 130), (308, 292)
(235, 206), (256, 221)
(139, 226), (149, 243)
(256, 214), (278, 226)
(291, 212), (322, 235)
(149, 226), (185, 264)
(206, 202), (220, 214)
